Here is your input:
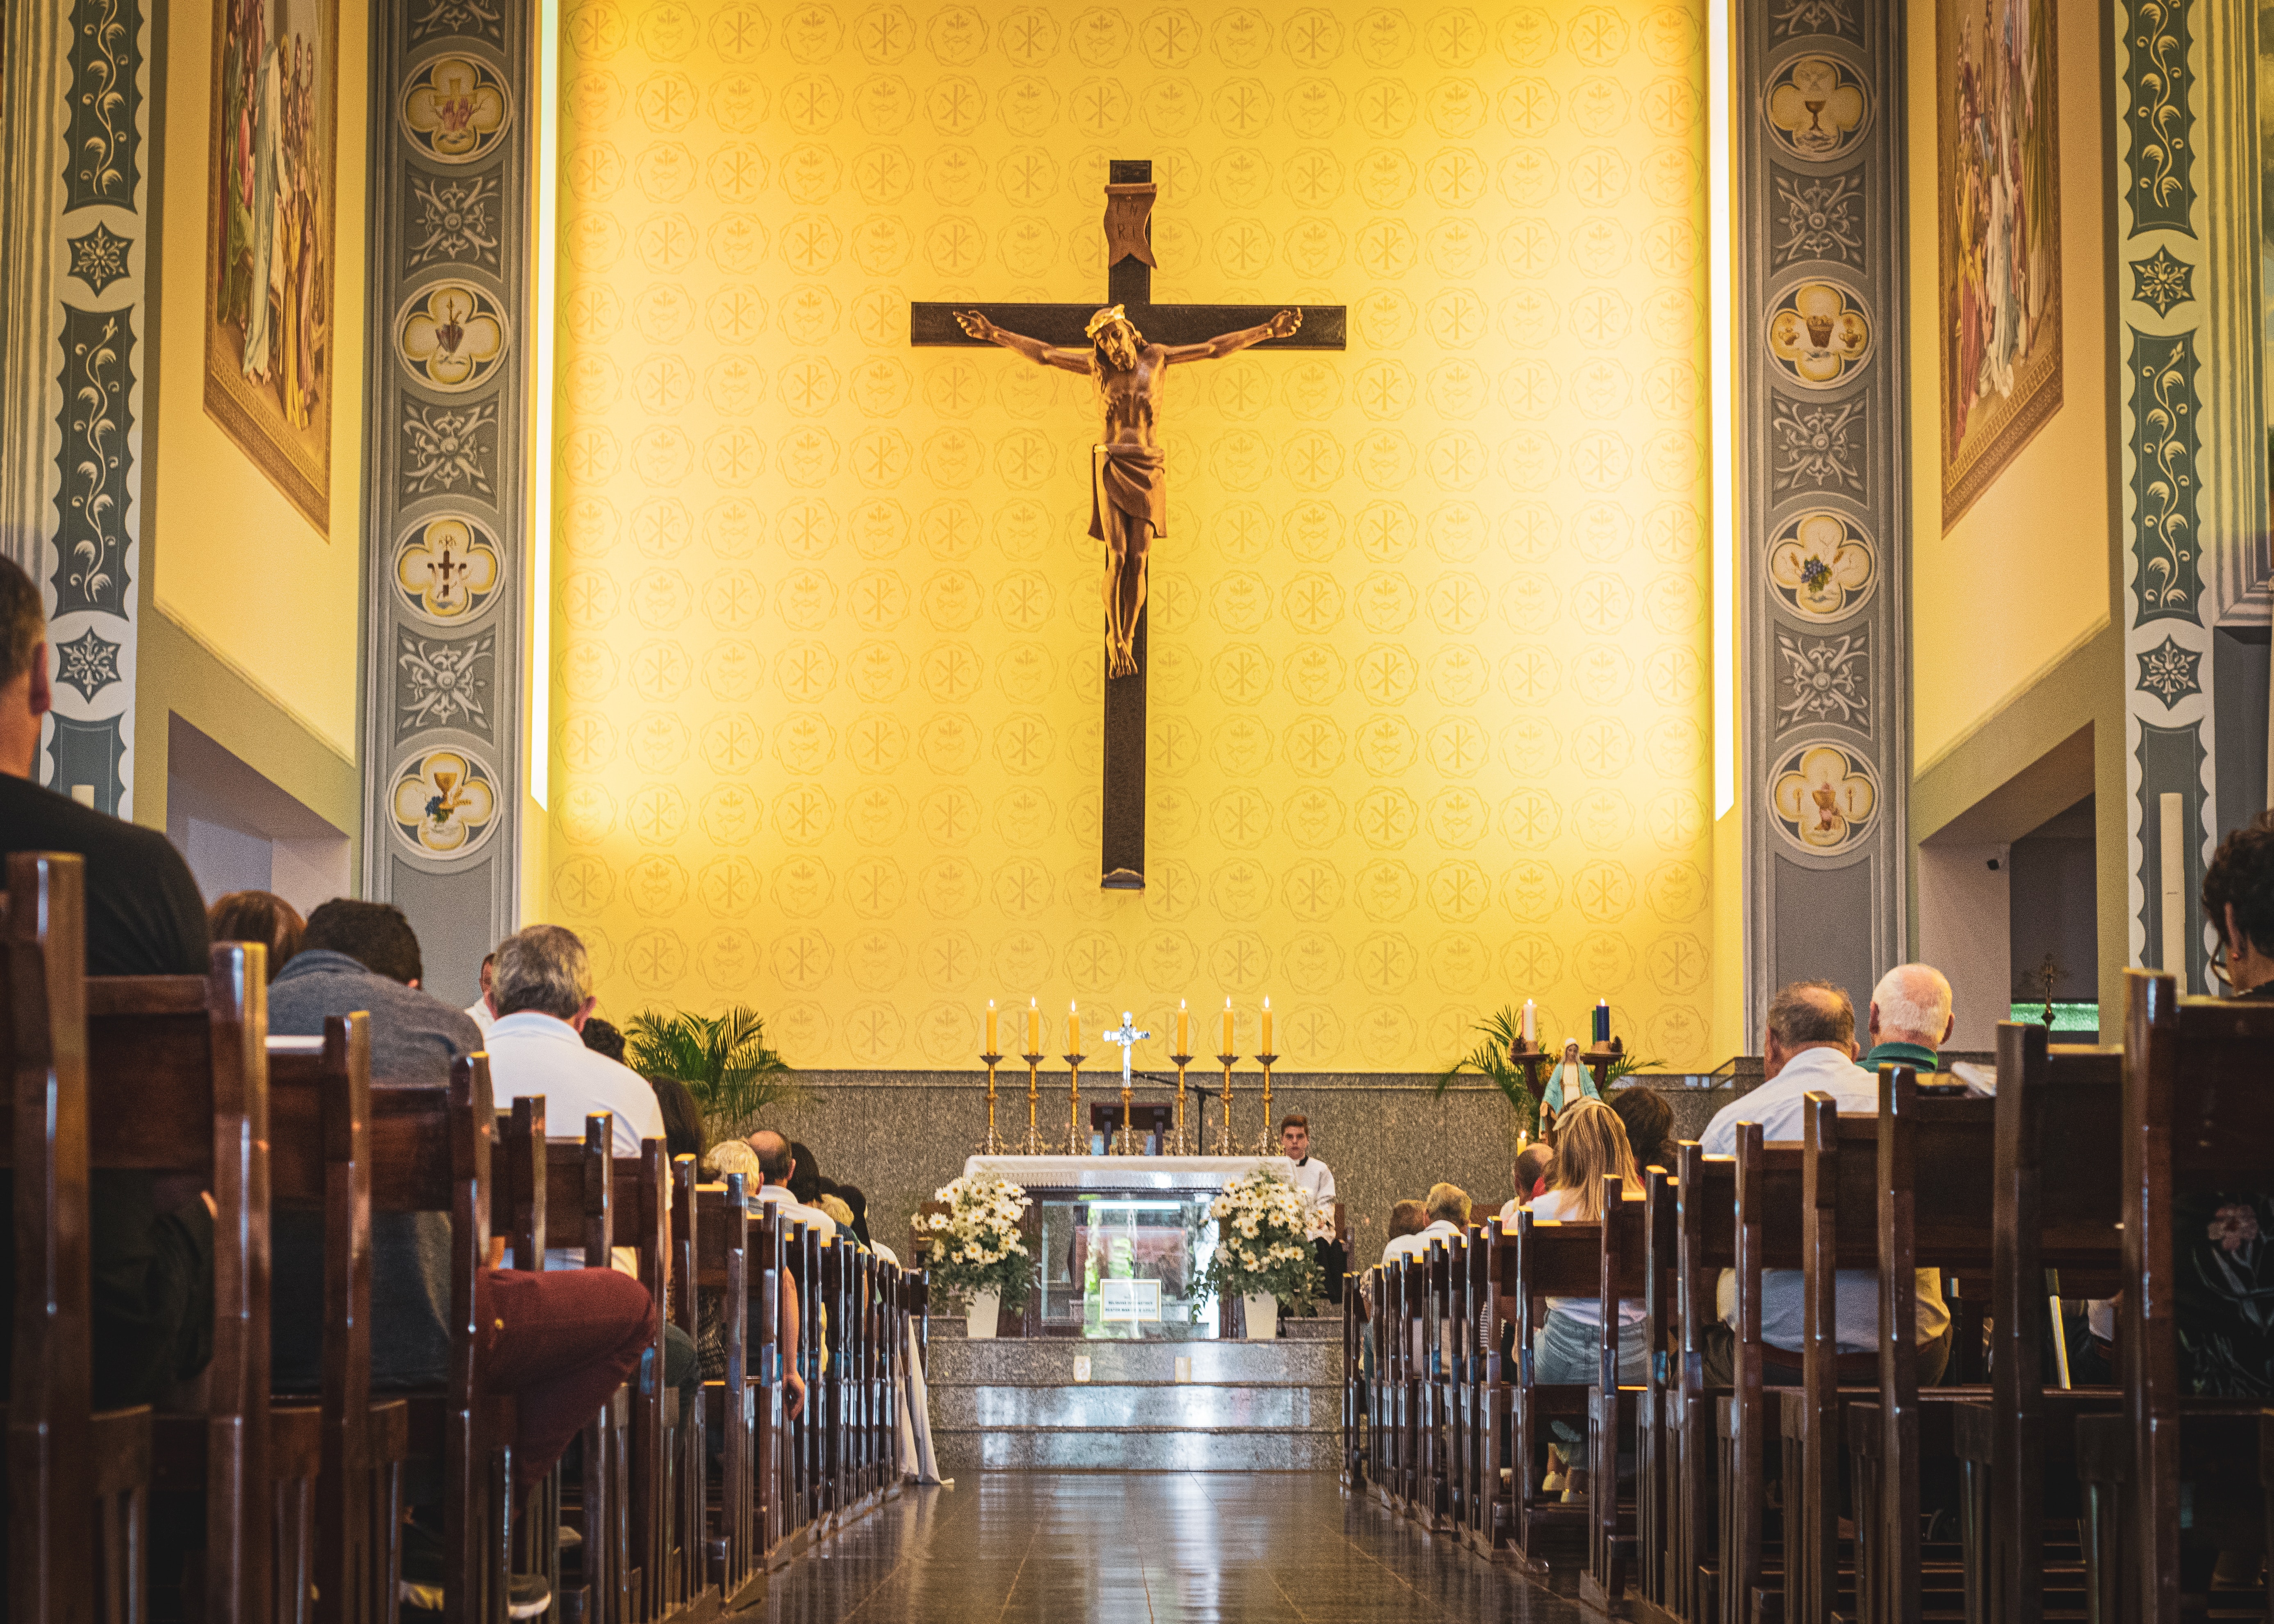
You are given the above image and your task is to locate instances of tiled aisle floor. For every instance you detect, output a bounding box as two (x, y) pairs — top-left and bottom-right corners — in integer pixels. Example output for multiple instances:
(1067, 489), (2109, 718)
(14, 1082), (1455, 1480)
(743, 1474), (1586, 1623)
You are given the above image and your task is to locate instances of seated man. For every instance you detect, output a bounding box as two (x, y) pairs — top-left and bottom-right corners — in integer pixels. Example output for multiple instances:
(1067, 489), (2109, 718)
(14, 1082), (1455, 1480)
(1857, 962), (1957, 1080)
(266, 898), (665, 1617)
(1699, 980), (1950, 1387)
(1500, 1142), (1555, 1224)
(0, 557), (214, 1409)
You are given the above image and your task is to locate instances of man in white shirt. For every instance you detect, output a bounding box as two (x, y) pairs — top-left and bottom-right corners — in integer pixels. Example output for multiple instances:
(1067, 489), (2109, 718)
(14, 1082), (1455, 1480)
(464, 951), (496, 1033)
(1699, 979), (1951, 1386)
(746, 1130), (836, 1239)
(1278, 1113), (1344, 1303)
(479, 925), (667, 1273)
(1379, 1185), (1470, 1372)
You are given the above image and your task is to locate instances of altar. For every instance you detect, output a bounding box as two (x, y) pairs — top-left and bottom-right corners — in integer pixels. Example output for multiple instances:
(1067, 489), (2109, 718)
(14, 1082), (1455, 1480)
(961, 1154), (1297, 1340)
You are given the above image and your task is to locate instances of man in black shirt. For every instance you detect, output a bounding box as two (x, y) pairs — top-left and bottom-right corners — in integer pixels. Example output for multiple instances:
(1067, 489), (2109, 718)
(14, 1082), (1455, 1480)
(0, 556), (215, 1406)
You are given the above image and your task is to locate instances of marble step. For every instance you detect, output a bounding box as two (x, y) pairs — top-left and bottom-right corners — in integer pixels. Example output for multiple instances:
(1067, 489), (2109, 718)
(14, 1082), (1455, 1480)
(930, 1426), (1341, 1472)
(929, 1335), (1340, 1387)
(933, 1381), (1329, 1430)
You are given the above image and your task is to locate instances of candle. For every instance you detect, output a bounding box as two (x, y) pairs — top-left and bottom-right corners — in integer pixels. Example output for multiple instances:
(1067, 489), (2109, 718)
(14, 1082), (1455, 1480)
(1068, 999), (1081, 1054)
(1593, 999), (1610, 1044)
(1027, 997), (1040, 1055)
(1177, 998), (1189, 1055)
(1221, 997), (1234, 1056)
(1522, 999), (1536, 1044)
(1261, 996), (1273, 1054)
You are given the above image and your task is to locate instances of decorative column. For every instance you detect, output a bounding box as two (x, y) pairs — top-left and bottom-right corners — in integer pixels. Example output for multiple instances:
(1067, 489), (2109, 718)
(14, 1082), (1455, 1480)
(1737, 0), (1909, 1027)
(0, 0), (153, 816)
(2114, 0), (2259, 990)
(359, 0), (534, 982)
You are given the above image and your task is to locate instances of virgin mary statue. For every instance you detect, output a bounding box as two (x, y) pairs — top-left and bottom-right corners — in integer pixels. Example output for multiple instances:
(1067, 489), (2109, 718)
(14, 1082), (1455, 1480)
(1539, 1040), (1600, 1128)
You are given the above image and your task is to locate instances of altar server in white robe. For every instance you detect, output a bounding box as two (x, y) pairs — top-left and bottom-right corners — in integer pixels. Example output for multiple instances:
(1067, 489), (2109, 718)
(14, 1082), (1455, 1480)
(1279, 1114), (1345, 1303)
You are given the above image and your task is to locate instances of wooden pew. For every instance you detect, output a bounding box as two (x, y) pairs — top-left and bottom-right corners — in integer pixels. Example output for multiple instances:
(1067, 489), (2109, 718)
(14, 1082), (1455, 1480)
(1583, 1180), (1652, 1615)
(1667, 1143), (1737, 1624)
(75, 941), (274, 1623)
(1716, 1123), (1801, 1624)
(748, 1202), (787, 1562)
(2075, 970), (2274, 1622)
(1635, 1162), (1682, 1617)
(663, 1153), (710, 1621)
(1502, 1204), (1601, 1574)
(1342, 1259), (1368, 1489)
(5, 850), (149, 1622)
(266, 1016), (394, 1624)
(1949, 1024), (2121, 1624)
(685, 1175), (757, 1609)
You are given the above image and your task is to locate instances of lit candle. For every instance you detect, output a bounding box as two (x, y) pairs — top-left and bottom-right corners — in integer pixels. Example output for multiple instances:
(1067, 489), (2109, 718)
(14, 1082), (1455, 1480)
(1027, 997), (1040, 1054)
(1522, 999), (1536, 1044)
(1593, 999), (1610, 1044)
(1221, 997), (1235, 1055)
(986, 999), (998, 1055)
(1261, 996), (1273, 1054)
(1177, 998), (1189, 1055)
(1068, 999), (1081, 1054)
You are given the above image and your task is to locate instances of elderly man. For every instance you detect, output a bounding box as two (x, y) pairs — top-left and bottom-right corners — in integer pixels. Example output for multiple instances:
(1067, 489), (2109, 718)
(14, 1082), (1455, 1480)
(484, 925), (665, 1162)
(1858, 962), (1956, 1077)
(1700, 981), (1949, 1387)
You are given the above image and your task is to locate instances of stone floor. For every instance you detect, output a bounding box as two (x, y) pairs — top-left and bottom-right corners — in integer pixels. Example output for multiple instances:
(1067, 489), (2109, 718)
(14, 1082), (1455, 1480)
(740, 1473), (1584, 1623)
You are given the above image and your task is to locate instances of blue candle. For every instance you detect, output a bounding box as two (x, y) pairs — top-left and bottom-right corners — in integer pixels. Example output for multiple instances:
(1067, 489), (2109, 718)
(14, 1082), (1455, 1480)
(1592, 1000), (1610, 1044)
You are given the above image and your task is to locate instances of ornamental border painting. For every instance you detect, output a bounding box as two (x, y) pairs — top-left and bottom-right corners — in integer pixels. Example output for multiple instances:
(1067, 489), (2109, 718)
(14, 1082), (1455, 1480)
(203, 0), (339, 532)
(1938, 0), (2062, 527)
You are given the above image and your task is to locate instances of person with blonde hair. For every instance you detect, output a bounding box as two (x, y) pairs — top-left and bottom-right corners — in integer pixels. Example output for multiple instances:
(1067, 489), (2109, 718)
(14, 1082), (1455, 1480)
(1526, 1097), (1650, 1502)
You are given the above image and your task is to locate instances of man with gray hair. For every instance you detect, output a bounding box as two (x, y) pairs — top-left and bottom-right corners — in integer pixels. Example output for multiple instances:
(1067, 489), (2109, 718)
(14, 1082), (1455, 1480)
(1859, 962), (1956, 1078)
(1700, 980), (1950, 1387)
(481, 924), (666, 1242)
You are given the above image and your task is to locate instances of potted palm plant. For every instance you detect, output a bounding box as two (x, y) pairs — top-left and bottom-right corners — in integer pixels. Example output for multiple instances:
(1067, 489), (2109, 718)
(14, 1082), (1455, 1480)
(623, 1005), (802, 1144)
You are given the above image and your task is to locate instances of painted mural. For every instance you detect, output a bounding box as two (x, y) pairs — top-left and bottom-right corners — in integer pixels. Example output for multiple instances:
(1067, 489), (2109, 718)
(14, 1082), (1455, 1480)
(1939, 0), (2060, 524)
(205, 0), (338, 530)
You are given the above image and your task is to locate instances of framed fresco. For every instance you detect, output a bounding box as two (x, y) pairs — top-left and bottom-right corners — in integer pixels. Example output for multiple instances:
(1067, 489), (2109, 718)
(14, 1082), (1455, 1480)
(204, 0), (339, 532)
(1938, 0), (2061, 527)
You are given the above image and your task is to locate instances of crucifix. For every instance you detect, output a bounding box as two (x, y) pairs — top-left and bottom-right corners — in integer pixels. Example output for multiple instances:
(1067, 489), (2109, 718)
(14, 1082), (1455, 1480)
(1102, 1011), (1151, 1155)
(911, 159), (1347, 889)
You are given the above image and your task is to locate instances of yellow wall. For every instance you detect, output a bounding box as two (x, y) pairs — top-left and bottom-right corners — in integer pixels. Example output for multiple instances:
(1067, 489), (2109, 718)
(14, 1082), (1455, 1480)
(552, 0), (1714, 1071)
(1907, 0), (2110, 772)
(152, 0), (366, 762)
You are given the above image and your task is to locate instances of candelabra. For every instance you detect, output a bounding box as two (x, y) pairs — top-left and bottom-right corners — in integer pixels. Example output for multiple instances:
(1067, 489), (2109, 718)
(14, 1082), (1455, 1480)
(1212, 1053), (1239, 1156)
(1252, 1053), (1280, 1155)
(1167, 1053), (1195, 1155)
(978, 1051), (1004, 1155)
(1064, 1051), (1089, 1156)
(1020, 1052), (1047, 1155)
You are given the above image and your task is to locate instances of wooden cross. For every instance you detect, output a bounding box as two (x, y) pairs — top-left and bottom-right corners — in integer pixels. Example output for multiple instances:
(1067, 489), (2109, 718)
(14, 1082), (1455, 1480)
(911, 159), (1347, 890)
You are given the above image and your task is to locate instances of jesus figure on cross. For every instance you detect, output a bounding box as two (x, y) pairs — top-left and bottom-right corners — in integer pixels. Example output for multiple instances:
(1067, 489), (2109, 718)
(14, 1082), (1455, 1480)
(954, 303), (1302, 678)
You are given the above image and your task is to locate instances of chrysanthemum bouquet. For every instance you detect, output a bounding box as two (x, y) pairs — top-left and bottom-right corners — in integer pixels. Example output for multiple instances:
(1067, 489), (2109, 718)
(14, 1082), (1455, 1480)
(1195, 1167), (1325, 1317)
(920, 1173), (1034, 1308)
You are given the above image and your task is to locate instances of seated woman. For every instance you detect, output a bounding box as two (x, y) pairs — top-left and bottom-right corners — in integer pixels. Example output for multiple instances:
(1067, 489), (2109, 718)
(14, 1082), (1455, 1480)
(1525, 1098), (1648, 1503)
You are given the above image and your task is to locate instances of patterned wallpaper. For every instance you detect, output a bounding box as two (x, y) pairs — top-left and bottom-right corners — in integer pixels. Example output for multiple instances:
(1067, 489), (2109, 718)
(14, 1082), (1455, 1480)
(550, 0), (1713, 1071)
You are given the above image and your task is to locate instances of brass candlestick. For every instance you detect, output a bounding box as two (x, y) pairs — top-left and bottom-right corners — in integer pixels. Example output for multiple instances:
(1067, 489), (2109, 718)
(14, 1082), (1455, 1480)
(1115, 1073), (1137, 1155)
(1213, 1053), (1239, 1155)
(1252, 1053), (1279, 1155)
(1020, 1053), (1046, 1154)
(979, 1052), (1004, 1154)
(1168, 1053), (1195, 1155)
(1064, 1052), (1089, 1155)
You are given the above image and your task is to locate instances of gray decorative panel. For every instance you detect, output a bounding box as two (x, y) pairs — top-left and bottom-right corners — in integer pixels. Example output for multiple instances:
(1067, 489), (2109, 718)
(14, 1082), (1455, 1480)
(1740, 0), (1908, 1033)
(360, 0), (533, 973)
(2113, 0), (2257, 987)
(0, 0), (150, 812)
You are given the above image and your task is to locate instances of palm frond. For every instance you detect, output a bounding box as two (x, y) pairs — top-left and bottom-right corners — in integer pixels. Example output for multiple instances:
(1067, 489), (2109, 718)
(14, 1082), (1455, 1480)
(1435, 1005), (1541, 1134)
(625, 1005), (802, 1142)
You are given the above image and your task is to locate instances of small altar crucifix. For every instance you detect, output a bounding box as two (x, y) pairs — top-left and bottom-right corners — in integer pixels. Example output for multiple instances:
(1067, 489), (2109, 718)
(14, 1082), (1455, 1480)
(1102, 1011), (1151, 1155)
(911, 160), (1346, 889)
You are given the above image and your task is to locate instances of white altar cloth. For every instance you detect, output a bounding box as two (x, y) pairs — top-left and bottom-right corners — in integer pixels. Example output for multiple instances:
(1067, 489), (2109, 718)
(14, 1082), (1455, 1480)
(961, 1153), (1296, 1192)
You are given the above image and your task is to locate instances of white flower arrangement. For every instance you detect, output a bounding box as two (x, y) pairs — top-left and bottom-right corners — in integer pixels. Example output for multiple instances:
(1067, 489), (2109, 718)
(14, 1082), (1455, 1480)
(1196, 1167), (1325, 1317)
(922, 1172), (1035, 1308)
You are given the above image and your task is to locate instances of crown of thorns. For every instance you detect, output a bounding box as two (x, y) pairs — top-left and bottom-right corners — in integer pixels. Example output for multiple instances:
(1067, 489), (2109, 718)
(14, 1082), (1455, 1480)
(1086, 305), (1136, 340)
